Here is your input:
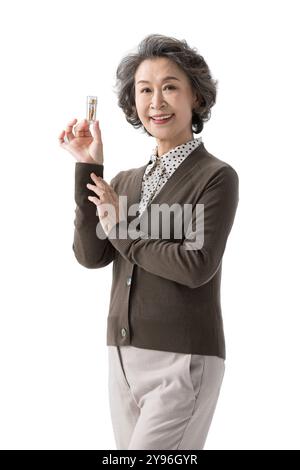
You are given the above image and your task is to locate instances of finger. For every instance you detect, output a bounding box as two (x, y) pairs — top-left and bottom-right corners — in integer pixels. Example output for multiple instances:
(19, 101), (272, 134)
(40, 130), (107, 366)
(90, 173), (107, 187)
(64, 118), (78, 142)
(58, 129), (73, 146)
(58, 129), (67, 145)
(74, 129), (92, 138)
(92, 120), (102, 143)
(74, 118), (91, 136)
(86, 183), (105, 197)
(87, 195), (101, 206)
(76, 118), (89, 130)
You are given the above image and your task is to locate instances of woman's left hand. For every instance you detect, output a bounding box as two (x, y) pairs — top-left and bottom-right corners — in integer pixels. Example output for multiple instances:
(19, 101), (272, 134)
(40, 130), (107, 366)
(86, 172), (123, 236)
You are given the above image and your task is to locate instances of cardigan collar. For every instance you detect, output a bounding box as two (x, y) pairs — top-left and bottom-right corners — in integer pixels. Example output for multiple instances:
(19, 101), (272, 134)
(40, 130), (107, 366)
(127, 140), (207, 223)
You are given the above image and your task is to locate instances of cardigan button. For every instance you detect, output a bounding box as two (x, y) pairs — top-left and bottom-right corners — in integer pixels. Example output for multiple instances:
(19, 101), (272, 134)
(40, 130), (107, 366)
(126, 276), (132, 286)
(121, 327), (127, 338)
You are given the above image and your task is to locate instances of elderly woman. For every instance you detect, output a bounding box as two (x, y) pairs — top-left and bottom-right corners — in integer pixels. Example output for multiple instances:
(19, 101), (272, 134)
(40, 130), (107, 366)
(58, 34), (239, 450)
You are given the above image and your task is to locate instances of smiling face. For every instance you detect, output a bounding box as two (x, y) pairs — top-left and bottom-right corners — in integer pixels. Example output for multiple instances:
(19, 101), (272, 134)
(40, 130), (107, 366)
(134, 57), (200, 156)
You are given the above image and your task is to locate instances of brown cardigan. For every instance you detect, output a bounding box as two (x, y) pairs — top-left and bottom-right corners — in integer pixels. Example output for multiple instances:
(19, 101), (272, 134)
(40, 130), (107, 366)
(73, 142), (239, 359)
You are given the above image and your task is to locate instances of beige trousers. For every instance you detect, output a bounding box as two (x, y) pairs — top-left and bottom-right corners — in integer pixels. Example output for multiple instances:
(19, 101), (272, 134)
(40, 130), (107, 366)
(107, 345), (225, 450)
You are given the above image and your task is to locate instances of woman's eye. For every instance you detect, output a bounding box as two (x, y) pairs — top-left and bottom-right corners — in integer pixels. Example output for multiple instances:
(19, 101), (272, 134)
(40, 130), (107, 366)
(141, 85), (176, 93)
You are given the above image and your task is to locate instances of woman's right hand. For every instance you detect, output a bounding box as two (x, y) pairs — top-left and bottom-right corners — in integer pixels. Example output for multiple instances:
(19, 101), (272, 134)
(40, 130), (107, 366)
(58, 118), (104, 164)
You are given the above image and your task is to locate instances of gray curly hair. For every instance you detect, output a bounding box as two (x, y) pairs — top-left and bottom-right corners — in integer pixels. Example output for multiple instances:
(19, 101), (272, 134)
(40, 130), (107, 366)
(113, 33), (218, 136)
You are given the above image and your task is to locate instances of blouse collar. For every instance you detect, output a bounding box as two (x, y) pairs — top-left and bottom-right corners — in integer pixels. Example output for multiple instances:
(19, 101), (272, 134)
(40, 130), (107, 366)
(146, 136), (203, 177)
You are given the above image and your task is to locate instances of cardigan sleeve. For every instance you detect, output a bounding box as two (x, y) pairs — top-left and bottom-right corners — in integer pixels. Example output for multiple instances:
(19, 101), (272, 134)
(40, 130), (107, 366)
(107, 165), (239, 288)
(72, 162), (119, 269)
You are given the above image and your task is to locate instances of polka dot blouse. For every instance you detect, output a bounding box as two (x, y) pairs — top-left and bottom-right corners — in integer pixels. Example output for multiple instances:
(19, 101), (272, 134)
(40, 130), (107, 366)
(138, 136), (203, 217)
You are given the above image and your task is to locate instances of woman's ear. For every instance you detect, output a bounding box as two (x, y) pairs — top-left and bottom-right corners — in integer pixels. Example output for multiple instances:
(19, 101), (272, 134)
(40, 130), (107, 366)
(193, 93), (202, 111)
(194, 94), (206, 114)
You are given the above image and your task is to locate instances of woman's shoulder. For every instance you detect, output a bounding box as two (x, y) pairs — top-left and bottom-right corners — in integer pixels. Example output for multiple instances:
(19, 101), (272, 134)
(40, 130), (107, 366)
(198, 143), (239, 181)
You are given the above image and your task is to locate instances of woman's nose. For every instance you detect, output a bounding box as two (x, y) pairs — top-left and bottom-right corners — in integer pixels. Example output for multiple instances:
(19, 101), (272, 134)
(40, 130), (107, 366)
(151, 92), (166, 109)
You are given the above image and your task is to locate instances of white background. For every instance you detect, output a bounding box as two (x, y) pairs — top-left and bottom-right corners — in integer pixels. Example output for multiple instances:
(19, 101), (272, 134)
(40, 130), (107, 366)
(0, 0), (299, 450)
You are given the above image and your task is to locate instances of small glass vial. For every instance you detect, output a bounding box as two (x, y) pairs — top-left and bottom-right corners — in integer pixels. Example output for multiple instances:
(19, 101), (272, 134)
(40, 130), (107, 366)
(86, 96), (97, 124)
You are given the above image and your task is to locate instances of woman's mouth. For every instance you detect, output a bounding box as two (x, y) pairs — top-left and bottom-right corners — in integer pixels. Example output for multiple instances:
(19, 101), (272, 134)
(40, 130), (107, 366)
(150, 114), (174, 124)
